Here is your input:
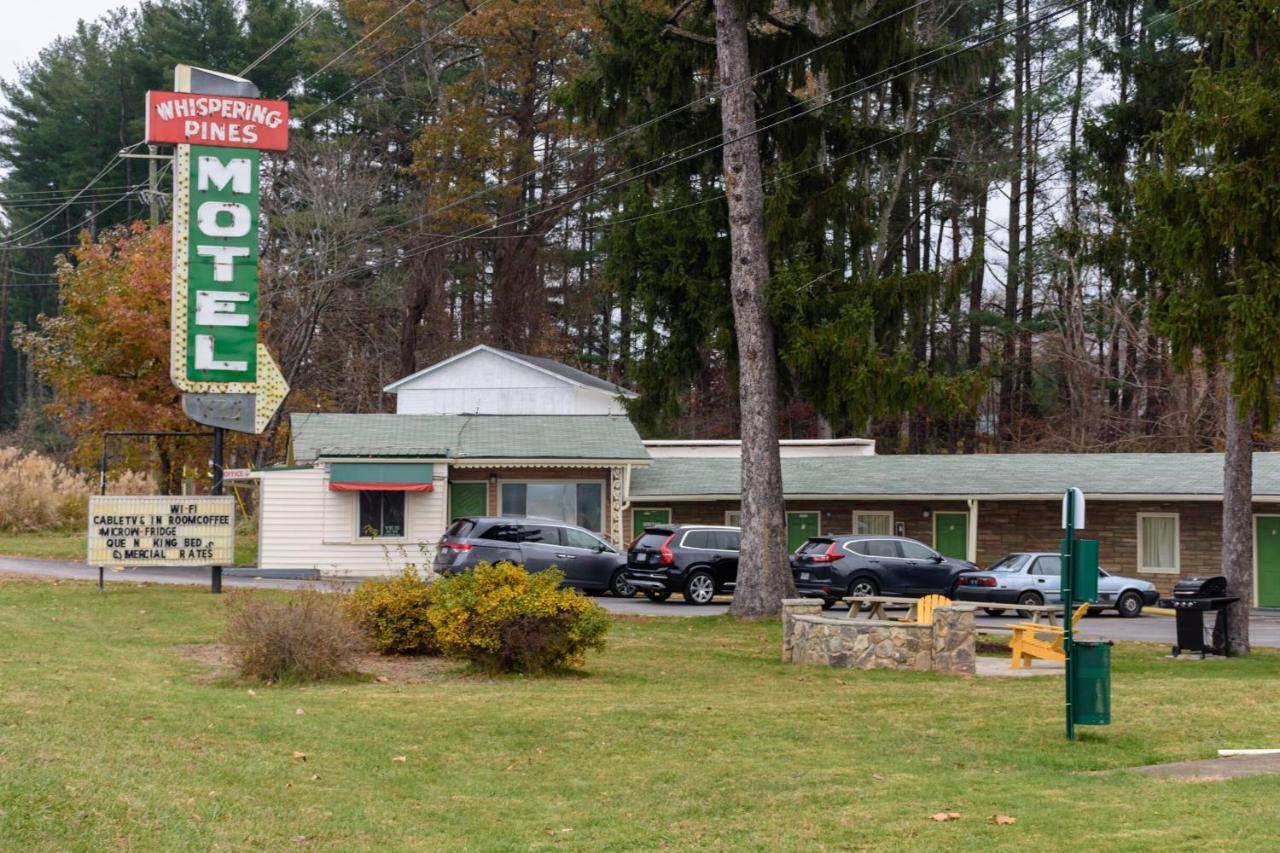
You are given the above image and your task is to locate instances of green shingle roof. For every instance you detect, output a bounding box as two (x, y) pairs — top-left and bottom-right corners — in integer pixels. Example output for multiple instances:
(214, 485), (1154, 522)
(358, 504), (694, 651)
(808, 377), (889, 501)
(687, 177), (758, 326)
(291, 413), (649, 462)
(629, 453), (1280, 499)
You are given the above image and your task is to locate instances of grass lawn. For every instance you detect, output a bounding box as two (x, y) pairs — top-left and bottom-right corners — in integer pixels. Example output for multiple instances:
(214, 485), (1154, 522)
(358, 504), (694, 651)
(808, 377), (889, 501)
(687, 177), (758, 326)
(1, 579), (1278, 850)
(0, 529), (259, 566)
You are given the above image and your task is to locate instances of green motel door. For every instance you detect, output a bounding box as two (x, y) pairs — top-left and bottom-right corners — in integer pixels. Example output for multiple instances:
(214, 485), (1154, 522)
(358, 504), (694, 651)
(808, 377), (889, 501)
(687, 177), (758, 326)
(1256, 516), (1280, 607)
(632, 508), (671, 538)
(934, 512), (968, 561)
(787, 512), (820, 552)
(449, 482), (488, 522)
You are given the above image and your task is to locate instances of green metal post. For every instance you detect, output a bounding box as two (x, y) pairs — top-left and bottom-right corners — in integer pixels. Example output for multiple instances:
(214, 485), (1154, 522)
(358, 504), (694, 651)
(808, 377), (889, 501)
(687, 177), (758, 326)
(1063, 490), (1075, 741)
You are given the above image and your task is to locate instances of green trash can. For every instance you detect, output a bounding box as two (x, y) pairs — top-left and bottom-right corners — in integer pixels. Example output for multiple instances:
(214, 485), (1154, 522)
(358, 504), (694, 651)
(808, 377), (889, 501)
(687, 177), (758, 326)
(1071, 640), (1112, 726)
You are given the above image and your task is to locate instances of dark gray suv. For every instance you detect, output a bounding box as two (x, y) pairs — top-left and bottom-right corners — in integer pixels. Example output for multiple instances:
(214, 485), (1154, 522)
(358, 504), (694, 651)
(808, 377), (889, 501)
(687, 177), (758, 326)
(434, 516), (634, 597)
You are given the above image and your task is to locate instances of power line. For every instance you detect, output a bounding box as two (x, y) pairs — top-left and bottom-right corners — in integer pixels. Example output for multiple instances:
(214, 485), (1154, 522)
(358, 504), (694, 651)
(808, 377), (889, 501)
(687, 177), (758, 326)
(291, 0), (440, 96)
(381, 0), (1087, 259)
(260, 0), (1198, 299)
(295, 0), (501, 124)
(338, 0), (942, 253)
(239, 7), (325, 77)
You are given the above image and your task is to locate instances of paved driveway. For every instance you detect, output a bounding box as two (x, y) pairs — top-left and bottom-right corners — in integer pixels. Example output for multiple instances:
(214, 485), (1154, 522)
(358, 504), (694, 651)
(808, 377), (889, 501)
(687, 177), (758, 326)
(4, 557), (1277, 647)
(0, 556), (322, 591)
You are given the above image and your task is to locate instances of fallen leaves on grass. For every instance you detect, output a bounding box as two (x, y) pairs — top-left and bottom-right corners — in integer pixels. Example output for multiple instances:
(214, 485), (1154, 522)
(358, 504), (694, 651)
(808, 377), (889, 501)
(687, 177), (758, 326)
(929, 812), (961, 822)
(391, 756), (407, 763)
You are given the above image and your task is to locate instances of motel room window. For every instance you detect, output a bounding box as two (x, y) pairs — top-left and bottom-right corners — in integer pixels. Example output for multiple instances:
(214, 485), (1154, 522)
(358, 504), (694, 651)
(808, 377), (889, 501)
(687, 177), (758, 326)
(500, 482), (603, 532)
(358, 491), (405, 538)
(1137, 513), (1180, 573)
(853, 511), (893, 536)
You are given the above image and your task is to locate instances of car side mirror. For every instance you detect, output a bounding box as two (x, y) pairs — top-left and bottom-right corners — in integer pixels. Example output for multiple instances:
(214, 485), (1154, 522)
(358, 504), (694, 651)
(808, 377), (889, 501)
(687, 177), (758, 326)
(932, 555), (944, 563)
(594, 543), (608, 553)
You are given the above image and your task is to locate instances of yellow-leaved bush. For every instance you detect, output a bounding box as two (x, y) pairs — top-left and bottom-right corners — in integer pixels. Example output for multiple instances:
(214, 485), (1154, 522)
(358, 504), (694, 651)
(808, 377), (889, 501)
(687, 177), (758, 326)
(343, 568), (439, 655)
(426, 561), (611, 674)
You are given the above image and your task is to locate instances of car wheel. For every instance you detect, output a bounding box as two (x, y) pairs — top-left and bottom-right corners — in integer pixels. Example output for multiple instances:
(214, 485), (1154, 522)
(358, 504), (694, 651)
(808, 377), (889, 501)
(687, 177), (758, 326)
(1117, 591), (1144, 618)
(983, 608), (1006, 617)
(848, 577), (879, 610)
(1016, 590), (1043, 616)
(643, 589), (671, 603)
(683, 570), (716, 605)
(610, 569), (636, 598)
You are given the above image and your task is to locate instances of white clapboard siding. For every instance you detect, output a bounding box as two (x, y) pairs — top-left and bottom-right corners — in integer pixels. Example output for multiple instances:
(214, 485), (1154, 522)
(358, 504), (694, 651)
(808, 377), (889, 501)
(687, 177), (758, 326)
(392, 347), (625, 415)
(258, 467), (447, 577)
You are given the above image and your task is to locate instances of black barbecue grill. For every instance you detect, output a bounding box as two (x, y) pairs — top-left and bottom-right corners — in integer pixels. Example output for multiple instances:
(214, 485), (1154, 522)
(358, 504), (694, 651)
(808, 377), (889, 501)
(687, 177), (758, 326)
(1158, 576), (1239, 658)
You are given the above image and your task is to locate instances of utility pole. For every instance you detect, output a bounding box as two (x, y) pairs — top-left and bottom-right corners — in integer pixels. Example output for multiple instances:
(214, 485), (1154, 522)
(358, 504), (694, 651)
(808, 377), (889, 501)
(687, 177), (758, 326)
(712, 0), (794, 617)
(148, 144), (160, 228)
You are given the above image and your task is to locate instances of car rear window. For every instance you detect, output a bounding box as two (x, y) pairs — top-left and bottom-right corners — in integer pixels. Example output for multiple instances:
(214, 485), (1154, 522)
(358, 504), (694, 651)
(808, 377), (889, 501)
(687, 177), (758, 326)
(445, 519), (474, 537)
(799, 538), (834, 554)
(634, 531), (672, 549)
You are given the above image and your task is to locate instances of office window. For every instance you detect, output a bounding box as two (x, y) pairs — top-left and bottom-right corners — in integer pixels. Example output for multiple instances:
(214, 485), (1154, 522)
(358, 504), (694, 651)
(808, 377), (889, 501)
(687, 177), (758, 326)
(358, 491), (405, 538)
(500, 481), (603, 532)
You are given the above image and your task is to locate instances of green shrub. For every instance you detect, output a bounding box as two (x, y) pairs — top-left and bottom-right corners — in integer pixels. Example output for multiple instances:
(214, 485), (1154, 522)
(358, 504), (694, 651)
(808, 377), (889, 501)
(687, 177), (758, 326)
(223, 589), (367, 682)
(427, 561), (610, 674)
(344, 568), (439, 655)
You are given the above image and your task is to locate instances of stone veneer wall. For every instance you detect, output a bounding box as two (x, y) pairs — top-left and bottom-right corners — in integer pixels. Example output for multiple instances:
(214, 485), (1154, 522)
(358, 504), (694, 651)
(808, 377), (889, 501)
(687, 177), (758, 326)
(781, 599), (975, 676)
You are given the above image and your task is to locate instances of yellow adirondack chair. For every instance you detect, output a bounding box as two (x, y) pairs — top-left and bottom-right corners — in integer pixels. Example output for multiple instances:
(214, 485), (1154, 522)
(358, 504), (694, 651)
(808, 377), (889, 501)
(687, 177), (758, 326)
(1007, 603), (1089, 668)
(897, 594), (951, 626)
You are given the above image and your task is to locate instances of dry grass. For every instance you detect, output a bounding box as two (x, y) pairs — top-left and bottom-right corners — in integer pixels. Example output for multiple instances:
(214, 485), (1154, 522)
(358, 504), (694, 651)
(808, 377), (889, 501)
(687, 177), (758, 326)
(0, 447), (89, 532)
(222, 589), (367, 682)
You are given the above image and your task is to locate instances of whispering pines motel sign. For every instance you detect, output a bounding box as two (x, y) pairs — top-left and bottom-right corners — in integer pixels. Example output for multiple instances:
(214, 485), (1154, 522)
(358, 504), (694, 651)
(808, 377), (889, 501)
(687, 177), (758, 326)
(145, 67), (289, 434)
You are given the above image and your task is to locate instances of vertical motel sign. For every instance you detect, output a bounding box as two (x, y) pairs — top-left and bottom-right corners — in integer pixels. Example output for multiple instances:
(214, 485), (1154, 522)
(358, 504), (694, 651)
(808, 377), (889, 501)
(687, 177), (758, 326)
(146, 66), (289, 433)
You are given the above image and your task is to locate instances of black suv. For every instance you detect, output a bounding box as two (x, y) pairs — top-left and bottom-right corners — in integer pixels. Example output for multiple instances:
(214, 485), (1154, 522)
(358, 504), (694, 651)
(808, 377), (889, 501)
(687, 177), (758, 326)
(434, 516), (633, 597)
(791, 534), (977, 607)
(624, 525), (739, 604)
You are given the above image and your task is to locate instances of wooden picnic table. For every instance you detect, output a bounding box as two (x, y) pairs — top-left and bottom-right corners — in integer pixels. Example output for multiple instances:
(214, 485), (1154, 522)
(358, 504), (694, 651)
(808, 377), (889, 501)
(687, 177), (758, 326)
(995, 602), (1061, 627)
(842, 595), (929, 621)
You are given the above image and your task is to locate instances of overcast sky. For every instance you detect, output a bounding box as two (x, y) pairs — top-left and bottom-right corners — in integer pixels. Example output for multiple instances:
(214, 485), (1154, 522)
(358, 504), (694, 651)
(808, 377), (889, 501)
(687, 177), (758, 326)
(1, 1), (138, 82)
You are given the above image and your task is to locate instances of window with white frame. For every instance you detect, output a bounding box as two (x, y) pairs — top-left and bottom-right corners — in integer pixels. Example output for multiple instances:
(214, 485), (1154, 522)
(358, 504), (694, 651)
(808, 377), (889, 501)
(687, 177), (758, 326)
(725, 510), (742, 527)
(853, 511), (893, 536)
(499, 481), (603, 532)
(358, 491), (406, 538)
(1137, 513), (1180, 573)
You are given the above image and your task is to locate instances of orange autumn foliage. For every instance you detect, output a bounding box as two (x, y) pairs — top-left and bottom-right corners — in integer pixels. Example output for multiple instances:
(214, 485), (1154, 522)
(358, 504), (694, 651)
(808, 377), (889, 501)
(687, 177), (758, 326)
(16, 223), (203, 482)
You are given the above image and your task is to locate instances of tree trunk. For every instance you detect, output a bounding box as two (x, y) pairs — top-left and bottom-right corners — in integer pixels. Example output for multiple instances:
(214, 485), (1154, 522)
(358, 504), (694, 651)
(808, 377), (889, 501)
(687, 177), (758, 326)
(1000, 0), (1026, 449)
(1218, 376), (1253, 656)
(713, 0), (793, 617)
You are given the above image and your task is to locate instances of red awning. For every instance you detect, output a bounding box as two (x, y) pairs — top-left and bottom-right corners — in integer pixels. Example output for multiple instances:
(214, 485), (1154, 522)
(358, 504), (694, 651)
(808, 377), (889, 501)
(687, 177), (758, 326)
(328, 482), (434, 492)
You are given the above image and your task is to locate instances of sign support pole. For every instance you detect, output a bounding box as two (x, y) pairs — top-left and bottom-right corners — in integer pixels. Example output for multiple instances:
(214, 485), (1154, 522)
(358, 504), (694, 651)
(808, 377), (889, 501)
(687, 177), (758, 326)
(210, 426), (224, 594)
(1063, 489), (1077, 741)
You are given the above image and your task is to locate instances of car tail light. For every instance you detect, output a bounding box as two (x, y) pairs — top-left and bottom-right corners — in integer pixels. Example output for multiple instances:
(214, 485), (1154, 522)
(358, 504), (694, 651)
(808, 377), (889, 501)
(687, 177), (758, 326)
(658, 534), (676, 565)
(442, 542), (473, 552)
(969, 576), (996, 587)
(809, 543), (843, 563)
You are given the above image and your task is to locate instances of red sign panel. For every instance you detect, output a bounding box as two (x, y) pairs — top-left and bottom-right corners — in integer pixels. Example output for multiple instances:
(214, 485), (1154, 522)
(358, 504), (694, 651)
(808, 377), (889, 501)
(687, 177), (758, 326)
(145, 91), (289, 151)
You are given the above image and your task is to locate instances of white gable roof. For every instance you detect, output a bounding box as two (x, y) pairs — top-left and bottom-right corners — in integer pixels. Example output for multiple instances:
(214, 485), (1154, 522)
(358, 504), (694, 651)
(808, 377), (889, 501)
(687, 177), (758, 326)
(383, 345), (636, 398)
